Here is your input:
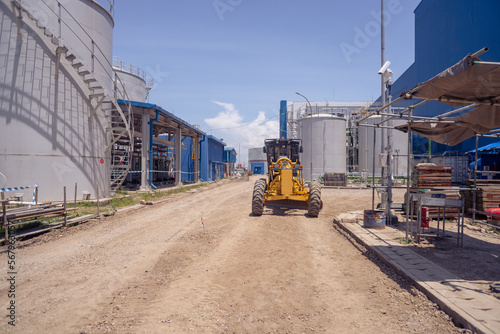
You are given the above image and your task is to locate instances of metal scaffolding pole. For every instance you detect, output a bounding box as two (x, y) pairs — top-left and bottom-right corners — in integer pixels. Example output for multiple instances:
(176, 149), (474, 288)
(385, 94), (393, 224)
(356, 95), (406, 124)
(372, 126), (377, 211)
(405, 108), (412, 241)
(473, 135), (479, 224)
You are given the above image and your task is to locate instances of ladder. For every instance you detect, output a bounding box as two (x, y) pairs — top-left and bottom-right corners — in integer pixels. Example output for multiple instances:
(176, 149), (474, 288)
(12, 0), (133, 195)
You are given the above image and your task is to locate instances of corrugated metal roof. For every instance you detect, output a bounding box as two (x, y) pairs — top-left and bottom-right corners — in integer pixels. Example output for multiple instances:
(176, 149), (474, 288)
(117, 99), (206, 136)
(206, 134), (226, 146)
(467, 141), (500, 153)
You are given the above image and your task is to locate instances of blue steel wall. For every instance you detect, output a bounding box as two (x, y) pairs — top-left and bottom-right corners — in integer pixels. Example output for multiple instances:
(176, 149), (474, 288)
(224, 148), (237, 163)
(159, 135), (194, 182)
(388, 0), (500, 154)
(200, 137), (209, 181)
(251, 162), (266, 175)
(200, 136), (225, 181)
(180, 137), (195, 182)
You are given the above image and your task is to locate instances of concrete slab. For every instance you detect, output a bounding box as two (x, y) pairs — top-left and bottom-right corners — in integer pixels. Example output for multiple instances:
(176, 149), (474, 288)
(336, 218), (500, 334)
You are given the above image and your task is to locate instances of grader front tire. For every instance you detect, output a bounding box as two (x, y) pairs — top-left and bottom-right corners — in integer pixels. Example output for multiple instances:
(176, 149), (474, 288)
(252, 178), (266, 216)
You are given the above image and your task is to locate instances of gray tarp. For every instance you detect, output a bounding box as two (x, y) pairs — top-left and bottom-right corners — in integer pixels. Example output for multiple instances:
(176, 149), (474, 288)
(396, 54), (500, 146)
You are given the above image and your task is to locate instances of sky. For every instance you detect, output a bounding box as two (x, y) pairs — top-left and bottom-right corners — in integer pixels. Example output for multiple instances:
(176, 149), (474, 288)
(111, 0), (421, 164)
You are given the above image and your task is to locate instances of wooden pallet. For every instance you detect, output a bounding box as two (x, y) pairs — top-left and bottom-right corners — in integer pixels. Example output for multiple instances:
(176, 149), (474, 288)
(465, 180), (500, 211)
(414, 165), (453, 187)
(324, 173), (346, 187)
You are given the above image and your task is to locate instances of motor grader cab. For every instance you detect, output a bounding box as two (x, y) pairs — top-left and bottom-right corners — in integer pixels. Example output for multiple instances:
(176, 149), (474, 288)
(251, 138), (322, 217)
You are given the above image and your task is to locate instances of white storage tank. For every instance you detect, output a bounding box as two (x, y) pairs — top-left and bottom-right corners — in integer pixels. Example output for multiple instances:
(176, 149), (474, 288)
(358, 116), (408, 177)
(20, 0), (115, 91)
(113, 58), (150, 102)
(298, 114), (347, 182)
(0, 0), (114, 201)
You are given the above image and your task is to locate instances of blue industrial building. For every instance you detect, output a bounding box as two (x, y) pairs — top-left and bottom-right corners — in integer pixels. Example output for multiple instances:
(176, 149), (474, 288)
(163, 135), (196, 183)
(468, 142), (500, 179)
(224, 147), (237, 177)
(387, 0), (500, 155)
(200, 135), (226, 181)
(248, 147), (267, 175)
(251, 162), (266, 175)
(224, 147), (237, 164)
(181, 137), (195, 182)
(163, 135), (227, 182)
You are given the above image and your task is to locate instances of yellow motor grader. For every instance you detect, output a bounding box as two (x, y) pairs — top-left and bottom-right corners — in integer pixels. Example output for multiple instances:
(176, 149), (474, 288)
(251, 139), (322, 217)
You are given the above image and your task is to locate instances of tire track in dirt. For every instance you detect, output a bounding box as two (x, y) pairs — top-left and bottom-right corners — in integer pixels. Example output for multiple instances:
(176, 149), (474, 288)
(81, 180), (253, 333)
(0, 180), (463, 333)
(0, 181), (247, 333)
(133, 205), (323, 333)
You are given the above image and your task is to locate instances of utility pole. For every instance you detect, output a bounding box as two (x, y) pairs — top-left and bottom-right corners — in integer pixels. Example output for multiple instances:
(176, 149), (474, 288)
(381, 0), (386, 195)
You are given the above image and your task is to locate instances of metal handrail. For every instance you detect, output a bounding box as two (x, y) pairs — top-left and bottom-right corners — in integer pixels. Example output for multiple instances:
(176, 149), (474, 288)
(38, 0), (128, 100)
(112, 57), (154, 86)
(93, 0), (114, 17)
(17, 0), (134, 192)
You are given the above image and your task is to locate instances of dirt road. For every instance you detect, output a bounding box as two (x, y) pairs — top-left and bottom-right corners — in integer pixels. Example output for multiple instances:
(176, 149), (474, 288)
(1, 177), (464, 333)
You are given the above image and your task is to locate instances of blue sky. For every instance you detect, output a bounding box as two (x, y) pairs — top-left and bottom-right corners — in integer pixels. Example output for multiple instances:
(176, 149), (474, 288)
(112, 0), (420, 162)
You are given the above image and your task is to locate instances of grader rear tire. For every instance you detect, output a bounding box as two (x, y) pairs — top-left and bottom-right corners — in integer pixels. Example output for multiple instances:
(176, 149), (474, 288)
(251, 178), (266, 216)
(308, 182), (322, 217)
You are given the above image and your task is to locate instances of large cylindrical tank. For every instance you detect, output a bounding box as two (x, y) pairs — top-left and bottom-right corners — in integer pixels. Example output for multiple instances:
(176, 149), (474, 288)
(21, 0), (114, 92)
(0, 0), (114, 201)
(114, 69), (146, 102)
(113, 59), (148, 102)
(358, 116), (408, 177)
(298, 114), (347, 182)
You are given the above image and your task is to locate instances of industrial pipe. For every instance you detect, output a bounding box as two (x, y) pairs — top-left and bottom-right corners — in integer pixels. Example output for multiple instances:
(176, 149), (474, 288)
(358, 124), (395, 129)
(198, 136), (206, 182)
(471, 46), (489, 59)
(148, 109), (160, 190)
(376, 100), (431, 126)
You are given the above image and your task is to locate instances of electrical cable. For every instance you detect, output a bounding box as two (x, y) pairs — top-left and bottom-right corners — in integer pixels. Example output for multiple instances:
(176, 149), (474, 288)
(208, 115), (278, 131)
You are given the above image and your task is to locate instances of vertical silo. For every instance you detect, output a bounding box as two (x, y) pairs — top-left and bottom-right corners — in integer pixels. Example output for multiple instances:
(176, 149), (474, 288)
(113, 58), (150, 102)
(358, 116), (408, 177)
(0, 0), (115, 201)
(298, 114), (347, 182)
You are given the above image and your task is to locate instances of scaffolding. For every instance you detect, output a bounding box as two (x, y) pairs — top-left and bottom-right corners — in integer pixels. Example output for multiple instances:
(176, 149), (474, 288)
(358, 47), (500, 245)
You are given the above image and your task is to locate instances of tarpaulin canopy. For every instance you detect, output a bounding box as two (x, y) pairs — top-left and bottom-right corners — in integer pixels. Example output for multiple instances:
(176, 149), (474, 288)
(396, 52), (500, 146)
(467, 140), (500, 153)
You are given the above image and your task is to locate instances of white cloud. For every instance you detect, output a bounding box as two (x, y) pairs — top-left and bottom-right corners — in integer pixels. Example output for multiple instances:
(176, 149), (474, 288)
(205, 101), (279, 166)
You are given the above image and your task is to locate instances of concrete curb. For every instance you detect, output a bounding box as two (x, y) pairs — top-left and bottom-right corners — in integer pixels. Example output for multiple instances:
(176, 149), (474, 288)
(334, 218), (500, 334)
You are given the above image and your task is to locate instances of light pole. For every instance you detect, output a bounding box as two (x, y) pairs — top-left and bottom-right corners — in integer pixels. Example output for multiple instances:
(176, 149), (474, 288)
(378, 65), (394, 223)
(381, 0), (386, 188)
(296, 92), (313, 182)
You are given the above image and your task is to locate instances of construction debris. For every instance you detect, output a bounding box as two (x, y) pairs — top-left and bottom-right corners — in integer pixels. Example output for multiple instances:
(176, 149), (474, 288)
(413, 164), (452, 187)
(323, 173), (347, 187)
(464, 179), (500, 212)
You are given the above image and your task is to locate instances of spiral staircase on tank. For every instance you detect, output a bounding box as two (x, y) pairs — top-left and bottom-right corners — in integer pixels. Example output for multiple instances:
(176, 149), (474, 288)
(11, 0), (133, 195)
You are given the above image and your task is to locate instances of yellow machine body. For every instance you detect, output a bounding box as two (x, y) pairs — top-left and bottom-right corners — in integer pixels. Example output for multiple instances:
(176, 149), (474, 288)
(264, 157), (309, 204)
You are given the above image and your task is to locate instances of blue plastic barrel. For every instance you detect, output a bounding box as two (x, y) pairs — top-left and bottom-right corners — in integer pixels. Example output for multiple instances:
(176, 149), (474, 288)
(363, 210), (386, 229)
